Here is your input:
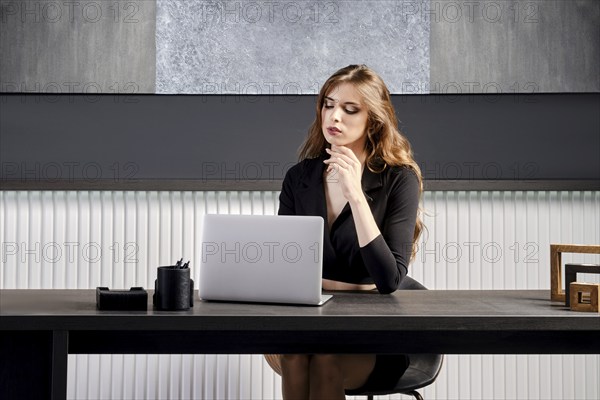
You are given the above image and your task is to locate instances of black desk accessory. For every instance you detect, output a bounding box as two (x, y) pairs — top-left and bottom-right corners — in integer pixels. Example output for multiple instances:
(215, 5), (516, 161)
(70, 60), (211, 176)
(96, 287), (148, 310)
(564, 263), (600, 306)
(153, 258), (194, 311)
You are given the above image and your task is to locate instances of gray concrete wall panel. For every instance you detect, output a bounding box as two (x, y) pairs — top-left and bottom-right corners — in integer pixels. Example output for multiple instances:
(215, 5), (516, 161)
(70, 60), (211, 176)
(0, 0), (156, 93)
(430, 0), (600, 94)
(155, 0), (430, 94)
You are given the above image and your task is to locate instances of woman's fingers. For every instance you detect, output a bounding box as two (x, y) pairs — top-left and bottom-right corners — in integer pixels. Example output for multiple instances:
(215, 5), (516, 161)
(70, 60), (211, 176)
(330, 145), (360, 164)
(325, 149), (355, 170)
(331, 144), (358, 157)
(327, 147), (360, 171)
(324, 145), (367, 204)
(324, 155), (350, 170)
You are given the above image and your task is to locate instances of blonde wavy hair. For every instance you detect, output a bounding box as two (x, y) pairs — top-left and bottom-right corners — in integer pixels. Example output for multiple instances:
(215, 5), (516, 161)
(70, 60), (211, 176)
(298, 64), (424, 261)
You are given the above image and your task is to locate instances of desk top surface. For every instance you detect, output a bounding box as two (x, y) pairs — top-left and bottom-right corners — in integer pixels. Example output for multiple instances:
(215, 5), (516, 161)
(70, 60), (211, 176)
(1, 289), (598, 332)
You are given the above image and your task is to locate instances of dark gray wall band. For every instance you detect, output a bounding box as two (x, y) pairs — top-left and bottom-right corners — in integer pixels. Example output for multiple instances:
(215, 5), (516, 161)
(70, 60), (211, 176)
(1, 93), (598, 190)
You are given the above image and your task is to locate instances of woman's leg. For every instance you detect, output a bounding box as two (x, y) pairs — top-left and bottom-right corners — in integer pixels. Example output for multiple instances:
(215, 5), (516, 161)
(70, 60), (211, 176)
(308, 355), (345, 399)
(265, 354), (376, 400)
(309, 354), (376, 399)
(280, 354), (310, 399)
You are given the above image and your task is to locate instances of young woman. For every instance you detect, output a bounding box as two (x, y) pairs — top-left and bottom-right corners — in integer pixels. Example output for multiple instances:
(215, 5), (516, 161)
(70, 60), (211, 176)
(265, 64), (423, 399)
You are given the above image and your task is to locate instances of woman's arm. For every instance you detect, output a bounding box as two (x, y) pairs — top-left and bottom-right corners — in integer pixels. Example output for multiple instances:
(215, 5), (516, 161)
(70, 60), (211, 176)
(324, 146), (381, 245)
(357, 169), (419, 294)
(325, 146), (420, 294)
(278, 167), (296, 215)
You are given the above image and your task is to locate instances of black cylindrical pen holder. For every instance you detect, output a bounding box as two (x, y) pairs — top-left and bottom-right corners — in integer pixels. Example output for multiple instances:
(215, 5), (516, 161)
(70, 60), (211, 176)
(154, 266), (192, 311)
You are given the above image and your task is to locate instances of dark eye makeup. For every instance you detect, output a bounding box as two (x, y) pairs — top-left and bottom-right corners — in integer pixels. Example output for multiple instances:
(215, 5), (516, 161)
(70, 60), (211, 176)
(323, 103), (358, 114)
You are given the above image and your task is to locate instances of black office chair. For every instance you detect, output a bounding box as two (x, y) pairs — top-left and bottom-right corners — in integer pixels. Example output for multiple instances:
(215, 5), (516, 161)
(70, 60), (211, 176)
(346, 276), (444, 400)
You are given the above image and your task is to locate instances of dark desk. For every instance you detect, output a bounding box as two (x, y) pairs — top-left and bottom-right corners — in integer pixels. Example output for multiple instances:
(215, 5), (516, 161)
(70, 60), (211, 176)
(1, 289), (599, 399)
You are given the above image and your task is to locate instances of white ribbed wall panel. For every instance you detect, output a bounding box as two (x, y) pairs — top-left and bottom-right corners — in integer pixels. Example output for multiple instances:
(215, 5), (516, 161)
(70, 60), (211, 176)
(1, 190), (599, 400)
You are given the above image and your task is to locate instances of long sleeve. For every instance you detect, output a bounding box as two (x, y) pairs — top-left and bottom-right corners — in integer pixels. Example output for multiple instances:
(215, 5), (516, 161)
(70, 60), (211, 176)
(359, 168), (420, 294)
(278, 167), (296, 215)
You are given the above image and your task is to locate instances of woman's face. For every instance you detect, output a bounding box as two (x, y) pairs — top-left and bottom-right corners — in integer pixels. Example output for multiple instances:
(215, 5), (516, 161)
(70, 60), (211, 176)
(321, 82), (369, 152)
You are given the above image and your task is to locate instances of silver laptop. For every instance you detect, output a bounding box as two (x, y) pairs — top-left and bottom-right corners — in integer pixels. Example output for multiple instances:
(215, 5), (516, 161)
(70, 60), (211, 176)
(199, 214), (333, 306)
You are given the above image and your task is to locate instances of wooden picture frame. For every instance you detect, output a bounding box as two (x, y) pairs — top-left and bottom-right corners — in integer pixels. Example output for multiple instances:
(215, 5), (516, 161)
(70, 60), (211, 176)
(569, 282), (600, 312)
(550, 244), (600, 302)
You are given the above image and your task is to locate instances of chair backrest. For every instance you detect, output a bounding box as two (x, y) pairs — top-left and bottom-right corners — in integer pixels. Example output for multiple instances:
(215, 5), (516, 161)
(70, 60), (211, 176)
(345, 276), (445, 397)
(398, 276), (444, 394)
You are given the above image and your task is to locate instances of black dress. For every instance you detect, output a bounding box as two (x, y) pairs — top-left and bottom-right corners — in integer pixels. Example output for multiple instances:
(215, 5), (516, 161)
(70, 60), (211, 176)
(278, 154), (419, 390)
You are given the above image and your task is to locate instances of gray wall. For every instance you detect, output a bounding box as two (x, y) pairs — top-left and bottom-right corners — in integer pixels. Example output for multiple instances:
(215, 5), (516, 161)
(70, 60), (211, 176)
(0, 0), (156, 93)
(430, 0), (600, 94)
(1, 0), (598, 94)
